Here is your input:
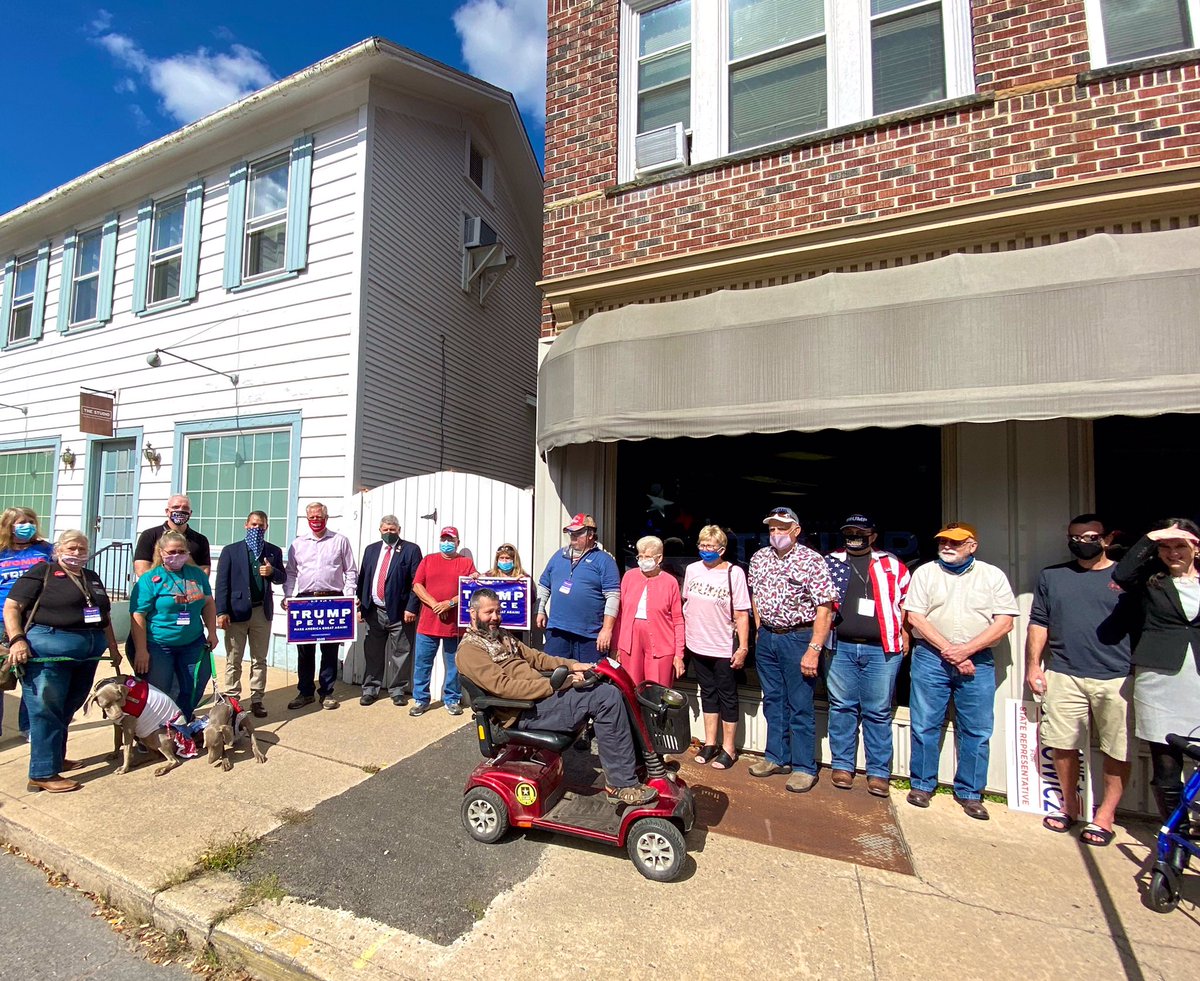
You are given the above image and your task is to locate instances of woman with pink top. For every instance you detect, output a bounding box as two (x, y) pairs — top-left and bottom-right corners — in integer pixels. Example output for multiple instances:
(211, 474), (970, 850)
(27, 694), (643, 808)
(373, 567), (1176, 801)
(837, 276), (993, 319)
(682, 525), (751, 770)
(615, 536), (685, 688)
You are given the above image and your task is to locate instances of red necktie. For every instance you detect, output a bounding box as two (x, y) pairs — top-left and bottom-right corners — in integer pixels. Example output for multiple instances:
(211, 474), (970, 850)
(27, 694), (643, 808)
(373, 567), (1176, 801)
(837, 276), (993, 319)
(376, 546), (392, 597)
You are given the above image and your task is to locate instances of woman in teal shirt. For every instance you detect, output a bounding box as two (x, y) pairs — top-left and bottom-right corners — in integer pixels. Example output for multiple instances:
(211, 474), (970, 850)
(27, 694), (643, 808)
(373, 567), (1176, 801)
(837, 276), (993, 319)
(131, 531), (218, 719)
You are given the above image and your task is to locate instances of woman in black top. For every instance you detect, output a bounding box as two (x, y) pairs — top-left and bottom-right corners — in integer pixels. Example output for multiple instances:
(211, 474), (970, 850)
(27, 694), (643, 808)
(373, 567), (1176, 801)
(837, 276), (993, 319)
(1113, 518), (1200, 821)
(2, 529), (121, 793)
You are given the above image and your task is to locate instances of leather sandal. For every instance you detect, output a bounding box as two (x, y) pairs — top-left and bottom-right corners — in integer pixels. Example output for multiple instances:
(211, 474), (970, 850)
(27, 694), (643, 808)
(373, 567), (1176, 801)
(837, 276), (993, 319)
(27, 776), (81, 793)
(710, 749), (737, 770)
(694, 744), (719, 765)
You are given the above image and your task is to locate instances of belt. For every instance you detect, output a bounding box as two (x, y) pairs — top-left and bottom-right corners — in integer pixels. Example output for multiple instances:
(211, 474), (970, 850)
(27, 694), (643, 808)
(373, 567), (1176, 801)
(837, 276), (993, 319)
(300, 590), (342, 598)
(760, 622), (813, 634)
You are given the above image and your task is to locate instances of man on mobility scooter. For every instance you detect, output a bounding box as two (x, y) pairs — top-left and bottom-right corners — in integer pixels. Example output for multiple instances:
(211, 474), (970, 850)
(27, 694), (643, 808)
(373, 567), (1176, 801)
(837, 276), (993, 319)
(456, 588), (658, 806)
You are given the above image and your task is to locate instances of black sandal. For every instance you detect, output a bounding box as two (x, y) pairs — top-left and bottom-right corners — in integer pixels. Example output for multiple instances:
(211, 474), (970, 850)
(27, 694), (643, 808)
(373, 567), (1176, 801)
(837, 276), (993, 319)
(710, 749), (737, 770)
(695, 744), (719, 765)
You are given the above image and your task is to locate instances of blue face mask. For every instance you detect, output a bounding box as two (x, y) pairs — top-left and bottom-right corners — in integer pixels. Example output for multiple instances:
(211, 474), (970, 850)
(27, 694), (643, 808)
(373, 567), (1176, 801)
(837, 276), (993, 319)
(245, 526), (265, 558)
(937, 555), (975, 574)
(698, 549), (721, 565)
(440, 541), (457, 555)
(497, 560), (514, 573)
(13, 522), (37, 542)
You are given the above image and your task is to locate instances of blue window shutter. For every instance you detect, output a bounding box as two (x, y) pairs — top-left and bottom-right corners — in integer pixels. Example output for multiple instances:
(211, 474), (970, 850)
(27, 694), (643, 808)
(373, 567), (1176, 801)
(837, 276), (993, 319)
(132, 200), (153, 315)
(0, 258), (14, 348)
(56, 233), (78, 334)
(285, 135), (314, 273)
(179, 180), (204, 301)
(29, 242), (50, 342)
(223, 162), (248, 289)
(96, 213), (118, 324)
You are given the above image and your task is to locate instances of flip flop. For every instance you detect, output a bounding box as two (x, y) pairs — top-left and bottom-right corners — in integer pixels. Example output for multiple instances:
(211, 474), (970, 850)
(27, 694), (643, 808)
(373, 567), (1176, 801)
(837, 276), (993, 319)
(694, 744), (719, 765)
(1080, 823), (1115, 847)
(1043, 811), (1076, 833)
(710, 749), (737, 770)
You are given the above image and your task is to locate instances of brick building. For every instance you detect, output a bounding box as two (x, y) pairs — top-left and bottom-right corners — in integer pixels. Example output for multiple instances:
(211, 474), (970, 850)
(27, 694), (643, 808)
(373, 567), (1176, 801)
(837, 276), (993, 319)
(532, 0), (1200, 804)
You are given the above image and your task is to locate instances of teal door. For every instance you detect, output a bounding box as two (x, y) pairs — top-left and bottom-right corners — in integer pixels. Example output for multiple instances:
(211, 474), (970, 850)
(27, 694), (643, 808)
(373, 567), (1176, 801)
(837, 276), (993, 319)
(90, 438), (137, 599)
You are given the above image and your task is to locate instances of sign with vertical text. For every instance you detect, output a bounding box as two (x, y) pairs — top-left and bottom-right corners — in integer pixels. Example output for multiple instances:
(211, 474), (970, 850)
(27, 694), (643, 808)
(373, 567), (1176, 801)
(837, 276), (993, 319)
(1005, 698), (1091, 816)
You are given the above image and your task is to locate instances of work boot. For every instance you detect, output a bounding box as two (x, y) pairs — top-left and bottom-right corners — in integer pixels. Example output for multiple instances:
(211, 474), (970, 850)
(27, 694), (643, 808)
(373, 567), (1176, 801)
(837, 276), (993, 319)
(606, 784), (659, 807)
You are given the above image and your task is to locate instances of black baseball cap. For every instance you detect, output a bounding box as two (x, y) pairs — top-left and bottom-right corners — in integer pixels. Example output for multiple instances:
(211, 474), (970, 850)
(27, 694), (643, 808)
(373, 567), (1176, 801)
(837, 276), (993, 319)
(840, 514), (875, 531)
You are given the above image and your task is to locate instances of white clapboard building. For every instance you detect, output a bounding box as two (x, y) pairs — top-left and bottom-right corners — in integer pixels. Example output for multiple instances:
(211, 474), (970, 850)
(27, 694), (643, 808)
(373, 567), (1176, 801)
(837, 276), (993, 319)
(0, 37), (543, 629)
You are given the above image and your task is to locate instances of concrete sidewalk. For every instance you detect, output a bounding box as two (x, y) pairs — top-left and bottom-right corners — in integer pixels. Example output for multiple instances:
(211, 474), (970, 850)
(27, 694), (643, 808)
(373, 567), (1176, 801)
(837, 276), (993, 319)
(2, 660), (1198, 980)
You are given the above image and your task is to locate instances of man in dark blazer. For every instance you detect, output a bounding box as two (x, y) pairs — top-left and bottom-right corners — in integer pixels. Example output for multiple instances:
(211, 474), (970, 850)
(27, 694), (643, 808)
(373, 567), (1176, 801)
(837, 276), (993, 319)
(215, 510), (286, 717)
(357, 515), (423, 706)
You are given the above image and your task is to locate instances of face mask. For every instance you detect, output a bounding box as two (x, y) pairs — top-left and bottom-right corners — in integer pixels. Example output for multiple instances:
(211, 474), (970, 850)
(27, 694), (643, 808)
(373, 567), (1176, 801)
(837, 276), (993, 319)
(770, 532), (793, 551)
(843, 536), (870, 552)
(308, 517), (327, 534)
(1068, 540), (1104, 561)
(169, 510), (189, 527)
(937, 554), (974, 574)
(245, 526), (265, 557)
(58, 553), (87, 571)
(162, 553), (188, 572)
(381, 532), (400, 546)
(13, 522), (36, 542)
(638, 557), (658, 574)
(698, 549), (721, 565)
(497, 560), (514, 573)
(440, 541), (457, 555)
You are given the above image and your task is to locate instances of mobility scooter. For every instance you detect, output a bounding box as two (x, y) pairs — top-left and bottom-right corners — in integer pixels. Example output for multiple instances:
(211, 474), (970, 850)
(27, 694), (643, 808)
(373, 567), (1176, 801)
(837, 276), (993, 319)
(459, 657), (695, 881)
(1148, 732), (1200, 913)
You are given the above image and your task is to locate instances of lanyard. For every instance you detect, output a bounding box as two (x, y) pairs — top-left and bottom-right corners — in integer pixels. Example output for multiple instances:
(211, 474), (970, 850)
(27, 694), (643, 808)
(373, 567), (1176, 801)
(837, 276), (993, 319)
(60, 566), (94, 606)
(567, 544), (595, 576)
(164, 570), (191, 598)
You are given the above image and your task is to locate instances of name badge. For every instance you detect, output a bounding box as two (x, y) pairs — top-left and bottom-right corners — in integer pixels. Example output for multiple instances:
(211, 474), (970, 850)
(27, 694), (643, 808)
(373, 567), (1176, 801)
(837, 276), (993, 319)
(856, 598), (876, 617)
(176, 610), (192, 627)
(83, 605), (102, 624)
(558, 579), (573, 595)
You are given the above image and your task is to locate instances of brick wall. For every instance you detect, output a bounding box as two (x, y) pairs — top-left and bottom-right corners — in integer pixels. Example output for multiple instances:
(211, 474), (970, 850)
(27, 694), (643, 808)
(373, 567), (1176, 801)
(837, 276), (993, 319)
(543, 0), (1200, 329)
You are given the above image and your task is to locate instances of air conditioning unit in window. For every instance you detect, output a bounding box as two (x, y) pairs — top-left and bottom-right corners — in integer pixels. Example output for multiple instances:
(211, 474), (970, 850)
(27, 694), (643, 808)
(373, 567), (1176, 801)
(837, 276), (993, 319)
(464, 215), (499, 249)
(634, 122), (688, 175)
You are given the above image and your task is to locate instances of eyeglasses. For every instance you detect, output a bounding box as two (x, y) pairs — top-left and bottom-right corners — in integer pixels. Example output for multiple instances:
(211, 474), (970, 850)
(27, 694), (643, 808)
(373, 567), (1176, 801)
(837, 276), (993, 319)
(567, 529), (589, 537)
(1068, 534), (1103, 544)
(935, 539), (973, 549)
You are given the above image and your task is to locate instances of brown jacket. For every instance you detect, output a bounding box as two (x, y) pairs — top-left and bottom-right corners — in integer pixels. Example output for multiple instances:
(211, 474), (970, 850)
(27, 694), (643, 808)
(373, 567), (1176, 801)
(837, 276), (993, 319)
(456, 632), (574, 727)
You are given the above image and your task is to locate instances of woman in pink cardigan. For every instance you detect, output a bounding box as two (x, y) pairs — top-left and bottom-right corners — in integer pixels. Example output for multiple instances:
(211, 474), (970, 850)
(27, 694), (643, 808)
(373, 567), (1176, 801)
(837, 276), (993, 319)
(615, 536), (685, 687)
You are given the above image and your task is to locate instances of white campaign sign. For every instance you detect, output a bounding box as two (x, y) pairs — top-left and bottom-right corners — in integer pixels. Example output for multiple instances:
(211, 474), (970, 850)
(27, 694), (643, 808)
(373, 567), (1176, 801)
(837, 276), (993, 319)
(1005, 698), (1092, 816)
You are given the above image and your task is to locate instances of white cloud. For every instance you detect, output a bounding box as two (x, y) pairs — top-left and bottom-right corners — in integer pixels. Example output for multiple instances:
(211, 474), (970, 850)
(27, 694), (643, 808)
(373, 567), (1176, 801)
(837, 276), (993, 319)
(93, 24), (274, 124)
(453, 0), (546, 123)
(113, 77), (137, 95)
(91, 9), (113, 33)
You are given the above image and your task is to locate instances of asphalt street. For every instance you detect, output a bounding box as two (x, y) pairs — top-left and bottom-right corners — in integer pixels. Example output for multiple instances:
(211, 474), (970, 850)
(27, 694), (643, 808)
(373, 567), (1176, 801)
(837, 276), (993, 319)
(0, 848), (194, 980)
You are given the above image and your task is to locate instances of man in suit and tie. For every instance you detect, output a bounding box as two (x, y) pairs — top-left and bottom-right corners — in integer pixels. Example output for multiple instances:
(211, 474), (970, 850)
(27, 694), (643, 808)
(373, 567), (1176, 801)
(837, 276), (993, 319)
(215, 510), (287, 718)
(357, 515), (423, 706)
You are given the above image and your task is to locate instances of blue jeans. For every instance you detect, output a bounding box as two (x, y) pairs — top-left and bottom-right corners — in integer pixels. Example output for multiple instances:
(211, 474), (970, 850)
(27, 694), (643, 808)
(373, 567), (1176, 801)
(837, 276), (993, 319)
(908, 643), (996, 800)
(146, 636), (210, 721)
(755, 627), (817, 775)
(20, 625), (104, 780)
(413, 633), (461, 706)
(543, 628), (600, 664)
(826, 641), (902, 779)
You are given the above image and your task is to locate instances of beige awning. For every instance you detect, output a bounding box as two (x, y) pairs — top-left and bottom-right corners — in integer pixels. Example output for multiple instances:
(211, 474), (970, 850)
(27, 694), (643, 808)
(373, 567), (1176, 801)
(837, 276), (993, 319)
(537, 226), (1200, 454)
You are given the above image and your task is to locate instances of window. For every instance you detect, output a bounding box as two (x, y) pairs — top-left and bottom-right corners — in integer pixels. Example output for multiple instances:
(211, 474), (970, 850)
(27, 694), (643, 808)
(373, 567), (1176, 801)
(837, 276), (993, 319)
(0, 447), (56, 520)
(224, 135), (314, 290)
(469, 141), (486, 189)
(1087, 0), (1197, 67)
(132, 181), (204, 315)
(1, 243), (49, 348)
(57, 215), (118, 333)
(619, 0), (973, 180)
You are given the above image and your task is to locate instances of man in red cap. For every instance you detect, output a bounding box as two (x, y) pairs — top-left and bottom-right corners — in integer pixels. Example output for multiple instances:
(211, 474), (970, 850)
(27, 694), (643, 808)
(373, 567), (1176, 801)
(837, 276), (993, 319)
(410, 526), (477, 716)
(536, 513), (621, 664)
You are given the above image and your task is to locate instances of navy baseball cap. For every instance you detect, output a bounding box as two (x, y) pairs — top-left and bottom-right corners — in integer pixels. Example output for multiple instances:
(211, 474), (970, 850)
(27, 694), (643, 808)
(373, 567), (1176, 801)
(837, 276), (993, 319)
(840, 514), (875, 531)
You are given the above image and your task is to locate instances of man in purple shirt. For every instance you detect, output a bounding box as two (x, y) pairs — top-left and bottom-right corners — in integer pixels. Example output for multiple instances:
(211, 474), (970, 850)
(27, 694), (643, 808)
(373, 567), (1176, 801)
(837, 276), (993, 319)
(283, 502), (358, 710)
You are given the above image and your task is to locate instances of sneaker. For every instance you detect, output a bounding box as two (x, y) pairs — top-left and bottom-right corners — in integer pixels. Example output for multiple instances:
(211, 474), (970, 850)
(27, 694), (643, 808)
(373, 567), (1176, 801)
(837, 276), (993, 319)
(748, 759), (792, 778)
(251, 703), (268, 719)
(446, 703), (463, 716)
(288, 694), (315, 710)
(409, 703), (428, 717)
(785, 771), (818, 794)
(606, 784), (659, 807)
(322, 696), (340, 710)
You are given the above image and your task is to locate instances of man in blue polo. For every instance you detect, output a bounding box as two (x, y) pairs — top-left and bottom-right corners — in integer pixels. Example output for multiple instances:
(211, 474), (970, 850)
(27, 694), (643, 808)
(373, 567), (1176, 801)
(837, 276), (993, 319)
(536, 513), (620, 663)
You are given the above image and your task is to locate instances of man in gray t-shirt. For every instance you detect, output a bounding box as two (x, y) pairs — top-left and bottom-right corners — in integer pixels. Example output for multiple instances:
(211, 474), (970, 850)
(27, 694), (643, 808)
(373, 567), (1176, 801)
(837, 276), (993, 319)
(1026, 514), (1133, 847)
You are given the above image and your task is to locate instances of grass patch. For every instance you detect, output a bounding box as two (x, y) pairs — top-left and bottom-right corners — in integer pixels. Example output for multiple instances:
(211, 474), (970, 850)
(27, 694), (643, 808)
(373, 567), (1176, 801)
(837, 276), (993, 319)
(213, 873), (287, 926)
(464, 898), (487, 921)
(889, 778), (1007, 805)
(361, 763), (382, 775)
(197, 832), (259, 874)
(274, 807), (312, 826)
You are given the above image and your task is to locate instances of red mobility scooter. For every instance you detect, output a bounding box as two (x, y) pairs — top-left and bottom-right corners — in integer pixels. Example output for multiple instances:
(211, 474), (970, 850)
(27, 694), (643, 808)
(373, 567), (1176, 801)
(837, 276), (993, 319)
(459, 658), (695, 881)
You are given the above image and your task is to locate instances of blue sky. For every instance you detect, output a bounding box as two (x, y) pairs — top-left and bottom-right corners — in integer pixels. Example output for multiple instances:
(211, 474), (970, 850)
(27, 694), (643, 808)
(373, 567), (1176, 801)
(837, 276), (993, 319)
(0, 1), (546, 217)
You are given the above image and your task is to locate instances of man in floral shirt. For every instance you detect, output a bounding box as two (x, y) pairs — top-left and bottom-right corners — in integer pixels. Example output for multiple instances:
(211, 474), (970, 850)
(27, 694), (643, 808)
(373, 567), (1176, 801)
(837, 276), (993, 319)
(747, 506), (837, 793)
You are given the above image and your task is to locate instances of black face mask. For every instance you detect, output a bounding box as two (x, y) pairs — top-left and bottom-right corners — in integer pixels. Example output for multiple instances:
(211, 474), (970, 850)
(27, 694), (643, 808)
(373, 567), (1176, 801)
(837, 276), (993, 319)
(1068, 540), (1105, 561)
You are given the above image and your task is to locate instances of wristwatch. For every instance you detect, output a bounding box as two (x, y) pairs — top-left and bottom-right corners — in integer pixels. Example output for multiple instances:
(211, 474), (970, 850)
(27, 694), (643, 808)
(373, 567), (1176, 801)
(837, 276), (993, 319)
(808, 642), (822, 651)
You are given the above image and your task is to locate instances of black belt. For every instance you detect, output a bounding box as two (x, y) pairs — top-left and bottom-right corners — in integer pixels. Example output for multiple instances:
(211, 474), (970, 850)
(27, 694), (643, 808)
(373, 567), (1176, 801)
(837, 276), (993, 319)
(837, 635), (880, 645)
(300, 590), (342, 597)
(760, 622), (813, 634)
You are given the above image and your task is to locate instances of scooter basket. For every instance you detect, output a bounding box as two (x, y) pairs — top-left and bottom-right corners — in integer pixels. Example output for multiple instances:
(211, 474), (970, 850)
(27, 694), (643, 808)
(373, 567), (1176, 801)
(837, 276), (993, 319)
(638, 683), (690, 755)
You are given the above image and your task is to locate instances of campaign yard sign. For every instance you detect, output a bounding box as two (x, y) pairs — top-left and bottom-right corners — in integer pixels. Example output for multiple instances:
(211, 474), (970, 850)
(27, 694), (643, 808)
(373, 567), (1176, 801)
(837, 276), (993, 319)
(287, 596), (357, 644)
(1005, 698), (1091, 816)
(457, 576), (531, 630)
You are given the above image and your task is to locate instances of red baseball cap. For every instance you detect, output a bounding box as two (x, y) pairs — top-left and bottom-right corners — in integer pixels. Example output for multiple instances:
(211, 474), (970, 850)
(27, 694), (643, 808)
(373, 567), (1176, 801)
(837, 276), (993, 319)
(563, 512), (597, 532)
(439, 526), (460, 540)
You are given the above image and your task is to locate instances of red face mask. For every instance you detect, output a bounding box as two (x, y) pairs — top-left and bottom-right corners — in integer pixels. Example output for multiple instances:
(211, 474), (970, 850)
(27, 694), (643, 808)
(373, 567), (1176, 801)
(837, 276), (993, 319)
(308, 517), (327, 534)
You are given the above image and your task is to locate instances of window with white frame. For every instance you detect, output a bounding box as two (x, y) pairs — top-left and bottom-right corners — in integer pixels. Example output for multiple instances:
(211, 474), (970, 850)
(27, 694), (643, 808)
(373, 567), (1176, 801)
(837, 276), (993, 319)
(7, 252), (37, 343)
(1086, 0), (1197, 67)
(244, 152), (289, 279)
(0, 448), (55, 520)
(70, 226), (103, 325)
(619, 0), (973, 181)
(148, 194), (186, 305)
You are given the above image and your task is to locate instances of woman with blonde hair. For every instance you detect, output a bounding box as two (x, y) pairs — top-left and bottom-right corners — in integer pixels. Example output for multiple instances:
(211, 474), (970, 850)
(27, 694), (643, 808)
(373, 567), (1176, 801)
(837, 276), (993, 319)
(1, 506), (53, 735)
(615, 535), (685, 688)
(131, 531), (218, 720)
(486, 543), (527, 579)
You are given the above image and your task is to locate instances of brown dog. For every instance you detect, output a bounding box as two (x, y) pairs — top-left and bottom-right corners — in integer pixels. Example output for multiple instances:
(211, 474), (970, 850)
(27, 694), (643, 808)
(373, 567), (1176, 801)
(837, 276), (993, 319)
(84, 675), (184, 777)
(203, 695), (267, 771)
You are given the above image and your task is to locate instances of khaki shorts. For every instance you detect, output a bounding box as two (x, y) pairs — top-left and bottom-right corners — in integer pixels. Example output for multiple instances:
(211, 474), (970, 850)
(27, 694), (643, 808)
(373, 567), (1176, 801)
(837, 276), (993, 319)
(1040, 670), (1132, 761)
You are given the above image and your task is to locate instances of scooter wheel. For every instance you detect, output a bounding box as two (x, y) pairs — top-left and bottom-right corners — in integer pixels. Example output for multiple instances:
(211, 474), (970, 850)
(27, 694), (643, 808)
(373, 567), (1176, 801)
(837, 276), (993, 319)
(1149, 868), (1180, 914)
(462, 787), (510, 844)
(626, 817), (686, 882)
